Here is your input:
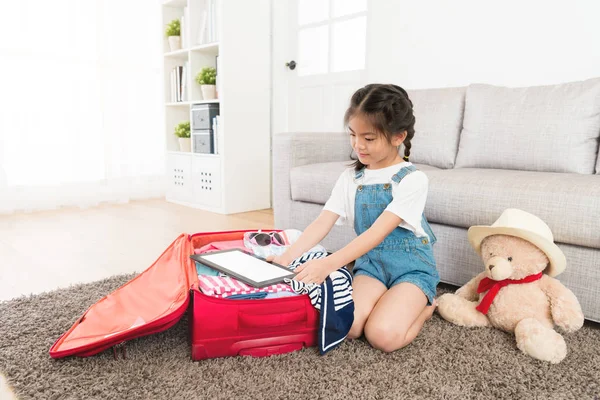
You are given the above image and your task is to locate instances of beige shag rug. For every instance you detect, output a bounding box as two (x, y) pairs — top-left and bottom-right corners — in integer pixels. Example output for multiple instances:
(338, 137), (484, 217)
(1, 275), (599, 400)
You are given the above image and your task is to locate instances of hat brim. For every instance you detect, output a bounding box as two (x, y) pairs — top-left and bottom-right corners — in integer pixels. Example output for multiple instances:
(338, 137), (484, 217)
(467, 226), (566, 277)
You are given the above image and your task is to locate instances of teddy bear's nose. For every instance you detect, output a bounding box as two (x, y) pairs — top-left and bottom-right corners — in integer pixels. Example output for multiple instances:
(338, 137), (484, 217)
(488, 264), (495, 270)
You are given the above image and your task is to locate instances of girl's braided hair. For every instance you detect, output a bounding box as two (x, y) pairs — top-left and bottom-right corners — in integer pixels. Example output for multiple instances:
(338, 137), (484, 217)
(344, 84), (415, 171)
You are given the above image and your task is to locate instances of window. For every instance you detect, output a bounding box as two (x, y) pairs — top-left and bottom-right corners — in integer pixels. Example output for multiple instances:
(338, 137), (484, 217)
(296, 0), (367, 76)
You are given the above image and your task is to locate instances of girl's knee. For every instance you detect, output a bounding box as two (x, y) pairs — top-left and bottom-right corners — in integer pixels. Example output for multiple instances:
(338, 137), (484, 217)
(348, 308), (372, 339)
(364, 322), (409, 353)
(347, 325), (363, 339)
(347, 318), (367, 339)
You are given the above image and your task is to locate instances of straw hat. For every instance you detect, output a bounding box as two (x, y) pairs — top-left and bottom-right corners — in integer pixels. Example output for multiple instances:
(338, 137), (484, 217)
(467, 209), (566, 277)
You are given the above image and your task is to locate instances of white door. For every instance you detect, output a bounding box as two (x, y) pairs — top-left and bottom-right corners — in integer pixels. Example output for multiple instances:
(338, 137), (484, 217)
(272, 0), (369, 133)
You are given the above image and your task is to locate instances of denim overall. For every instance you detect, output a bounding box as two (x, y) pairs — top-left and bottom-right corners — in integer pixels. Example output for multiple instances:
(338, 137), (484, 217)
(352, 165), (440, 304)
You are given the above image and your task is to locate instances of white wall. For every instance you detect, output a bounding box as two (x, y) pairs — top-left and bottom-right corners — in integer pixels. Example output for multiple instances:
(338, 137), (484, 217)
(271, 0), (600, 134)
(271, 0), (291, 137)
(366, 0), (600, 89)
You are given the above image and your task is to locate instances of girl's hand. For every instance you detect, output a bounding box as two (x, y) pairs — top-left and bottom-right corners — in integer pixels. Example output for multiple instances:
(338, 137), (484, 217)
(294, 258), (333, 285)
(266, 254), (291, 267)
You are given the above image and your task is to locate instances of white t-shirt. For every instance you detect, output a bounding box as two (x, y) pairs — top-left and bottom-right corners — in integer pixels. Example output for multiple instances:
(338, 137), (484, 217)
(323, 162), (429, 238)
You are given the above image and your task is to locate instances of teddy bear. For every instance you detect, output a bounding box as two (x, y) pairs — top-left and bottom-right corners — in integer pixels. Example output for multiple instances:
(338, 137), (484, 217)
(437, 208), (584, 364)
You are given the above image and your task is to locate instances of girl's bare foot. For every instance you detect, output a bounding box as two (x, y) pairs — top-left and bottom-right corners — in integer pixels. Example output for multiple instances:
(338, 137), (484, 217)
(423, 298), (437, 321)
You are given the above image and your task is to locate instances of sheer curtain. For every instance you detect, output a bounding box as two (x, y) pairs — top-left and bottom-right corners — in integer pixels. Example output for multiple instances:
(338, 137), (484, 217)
(0, 0), (165, 213)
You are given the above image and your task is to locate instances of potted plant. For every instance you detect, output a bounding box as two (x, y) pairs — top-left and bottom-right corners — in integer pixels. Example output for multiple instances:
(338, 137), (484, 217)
(195, 67), (217, 100)
(174, 121), (191, 152)
(165, 19), (181, 52)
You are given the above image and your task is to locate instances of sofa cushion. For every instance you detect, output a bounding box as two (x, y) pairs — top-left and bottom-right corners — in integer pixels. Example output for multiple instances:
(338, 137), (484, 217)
(424, 168), (600, 249)
(407, 87), (466, 169)
(290, 161), (349, 205)
(455, 78), (600, 174)
(290, 162), (440, 205)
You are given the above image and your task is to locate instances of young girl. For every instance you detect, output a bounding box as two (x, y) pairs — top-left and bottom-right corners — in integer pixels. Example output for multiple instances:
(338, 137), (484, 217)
(270, 84), (439, 353)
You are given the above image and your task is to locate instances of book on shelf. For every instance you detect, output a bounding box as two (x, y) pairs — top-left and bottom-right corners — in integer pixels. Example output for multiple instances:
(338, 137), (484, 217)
(196, 0), (218, 45)
(197, 10), (208, 45)
(210, 0), (218, 43)
(170, 69), (176, 102)
(170, 65), (187, 102)
(215, 54), (220, 98)
(208, 0), (214, 43)
(180, 6), (189, 49)
(177, 67), (181, 102)
(182, 61), (188, 101)
(212, 115), (220, 154)
(176, 66), (182, 102)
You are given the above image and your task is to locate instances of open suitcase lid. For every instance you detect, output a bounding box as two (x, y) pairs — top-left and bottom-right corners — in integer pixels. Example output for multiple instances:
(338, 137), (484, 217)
(49, 234), (196, 359)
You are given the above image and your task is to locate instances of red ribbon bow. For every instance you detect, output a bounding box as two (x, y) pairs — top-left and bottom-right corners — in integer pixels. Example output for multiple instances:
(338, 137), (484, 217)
(475, 272), (543, 314)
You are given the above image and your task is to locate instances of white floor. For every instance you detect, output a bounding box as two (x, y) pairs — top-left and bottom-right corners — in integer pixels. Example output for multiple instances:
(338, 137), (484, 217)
(0, 199), (274, 302)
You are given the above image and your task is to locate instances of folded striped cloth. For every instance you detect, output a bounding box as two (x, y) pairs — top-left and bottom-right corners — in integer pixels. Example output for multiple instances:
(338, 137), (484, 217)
(198, 275), (294, 298)
(285, 252), (354, 355)
(286, 268), (353, 312)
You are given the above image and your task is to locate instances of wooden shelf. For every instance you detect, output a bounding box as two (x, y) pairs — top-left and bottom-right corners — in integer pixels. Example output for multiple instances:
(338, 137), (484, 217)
(166, 99), (219, 106)
(193, 153), (220, 159)
(163, 48), (189, 58)
(166, 101), (191, 106)
(191, 99), (219, 104)
(162, 44), (217, 60)
(167, 151), (220, 158)
(190, 43), (219, 52)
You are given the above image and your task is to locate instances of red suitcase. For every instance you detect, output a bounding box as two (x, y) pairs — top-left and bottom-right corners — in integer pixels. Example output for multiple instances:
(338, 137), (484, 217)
(189, 230), (319, 360)
(49, 230), (319, 360)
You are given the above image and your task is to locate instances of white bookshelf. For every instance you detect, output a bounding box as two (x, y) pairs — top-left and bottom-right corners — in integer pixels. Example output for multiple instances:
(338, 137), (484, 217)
(161, 0), (271, 214)
(166, 99), (219, 106)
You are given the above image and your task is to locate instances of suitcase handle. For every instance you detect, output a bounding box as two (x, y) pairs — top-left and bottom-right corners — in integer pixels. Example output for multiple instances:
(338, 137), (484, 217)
(239, 308), (306, 328)
(239, 343), (303, 357)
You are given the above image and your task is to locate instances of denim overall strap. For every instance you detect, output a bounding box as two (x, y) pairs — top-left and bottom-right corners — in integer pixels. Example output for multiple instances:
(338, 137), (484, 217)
(390, 166), (437, 245)
(354, 168), (365, 180)
(391, 165), (417, 184)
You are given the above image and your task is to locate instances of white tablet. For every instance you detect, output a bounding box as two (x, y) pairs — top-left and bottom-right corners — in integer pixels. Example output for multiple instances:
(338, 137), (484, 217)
(190, 249), (295, 288)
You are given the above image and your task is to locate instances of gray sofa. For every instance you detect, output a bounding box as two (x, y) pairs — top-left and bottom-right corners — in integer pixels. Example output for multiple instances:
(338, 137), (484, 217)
(273, 78), (600, 322)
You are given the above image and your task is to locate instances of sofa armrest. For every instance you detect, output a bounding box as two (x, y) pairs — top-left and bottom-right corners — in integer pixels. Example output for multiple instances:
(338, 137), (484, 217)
(272, 132), (351, 228)
(273, 132), (351, 168)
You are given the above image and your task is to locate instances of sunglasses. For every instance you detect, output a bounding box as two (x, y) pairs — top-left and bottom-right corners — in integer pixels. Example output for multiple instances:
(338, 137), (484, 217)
(247, 231), (285, 247)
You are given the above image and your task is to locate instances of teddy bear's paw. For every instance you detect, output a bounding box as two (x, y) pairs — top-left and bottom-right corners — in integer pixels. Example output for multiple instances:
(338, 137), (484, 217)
(455, 286), (475, 300)
(436, 293), (490, 327)
(552, 305), (585, 333)
(0, 373), (18, 400)
(515, 318), (567, 364)
(554, 312), (584, 333)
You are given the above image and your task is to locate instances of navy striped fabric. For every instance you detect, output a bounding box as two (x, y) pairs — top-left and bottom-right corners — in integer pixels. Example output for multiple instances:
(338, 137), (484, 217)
(285, 252), (354, 354)
(288, 251), (328, 271)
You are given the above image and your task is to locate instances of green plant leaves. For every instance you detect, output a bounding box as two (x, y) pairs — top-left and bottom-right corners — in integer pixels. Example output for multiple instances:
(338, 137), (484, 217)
(195, 67), (217, 85)
(165, 19), (181, 37)
(174, 121), (190, 138)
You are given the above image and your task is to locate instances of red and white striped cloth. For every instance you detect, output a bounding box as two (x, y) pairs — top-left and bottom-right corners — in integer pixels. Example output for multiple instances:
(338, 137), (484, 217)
(198, 275), (294, 298)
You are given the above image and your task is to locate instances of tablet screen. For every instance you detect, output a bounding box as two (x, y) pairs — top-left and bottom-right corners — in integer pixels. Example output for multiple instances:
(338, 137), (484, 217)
(192, 250), (295, 287)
